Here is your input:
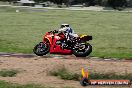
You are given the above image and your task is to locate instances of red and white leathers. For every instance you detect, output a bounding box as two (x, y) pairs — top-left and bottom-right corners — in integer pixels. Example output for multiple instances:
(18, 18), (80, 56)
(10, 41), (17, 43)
(59, 27), (78, 40)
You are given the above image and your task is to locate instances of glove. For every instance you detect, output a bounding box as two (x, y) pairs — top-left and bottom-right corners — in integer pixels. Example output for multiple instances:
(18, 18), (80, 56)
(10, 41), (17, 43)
(53, 30), (58, 34)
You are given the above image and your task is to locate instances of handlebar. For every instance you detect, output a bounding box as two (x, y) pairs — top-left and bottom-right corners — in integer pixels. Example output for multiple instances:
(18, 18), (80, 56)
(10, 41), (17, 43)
(48, 30), (58, 34)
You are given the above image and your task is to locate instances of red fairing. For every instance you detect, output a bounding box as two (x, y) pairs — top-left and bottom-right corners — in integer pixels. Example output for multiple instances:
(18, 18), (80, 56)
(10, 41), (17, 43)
(43, 32), (72, 54)
(50, 45), (72, 54)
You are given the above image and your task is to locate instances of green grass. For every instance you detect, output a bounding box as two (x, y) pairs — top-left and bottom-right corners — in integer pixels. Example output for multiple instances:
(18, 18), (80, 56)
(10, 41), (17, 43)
(0, 6), (132, 59)
(49, 66), (132, 81)
(0, 81), (48, 88)
(49, 66), (80, 81)
(0, 80), (74, 88)
(0, 69), (19, 77)
(89, 72), (132, 80)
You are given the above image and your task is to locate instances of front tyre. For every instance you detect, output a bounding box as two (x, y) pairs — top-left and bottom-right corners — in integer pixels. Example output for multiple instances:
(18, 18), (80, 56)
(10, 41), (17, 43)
(73, 43), (92, 57)
(33, 42), (50, 56)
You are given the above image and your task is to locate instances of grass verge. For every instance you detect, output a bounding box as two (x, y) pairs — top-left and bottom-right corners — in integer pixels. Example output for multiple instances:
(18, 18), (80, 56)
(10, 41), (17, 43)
(0, 69), (19, 77)
(89, 72), (132, 80)
(0, 81), (47, 88)
(49, 66), (132, 81)
(49, 66), (80, 81)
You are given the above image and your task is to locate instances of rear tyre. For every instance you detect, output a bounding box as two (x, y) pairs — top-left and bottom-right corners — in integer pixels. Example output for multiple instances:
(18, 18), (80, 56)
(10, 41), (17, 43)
(33, 42), (50, 56)
(73, 43), (92, 57)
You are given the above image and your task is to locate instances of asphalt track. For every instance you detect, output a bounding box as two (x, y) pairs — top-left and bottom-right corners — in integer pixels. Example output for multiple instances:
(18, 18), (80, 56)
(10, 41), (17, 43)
(0, 52), (131, 62)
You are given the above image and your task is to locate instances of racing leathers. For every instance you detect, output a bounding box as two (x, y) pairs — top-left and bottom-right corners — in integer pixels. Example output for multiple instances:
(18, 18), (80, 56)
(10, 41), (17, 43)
(58, 27), (78, 41)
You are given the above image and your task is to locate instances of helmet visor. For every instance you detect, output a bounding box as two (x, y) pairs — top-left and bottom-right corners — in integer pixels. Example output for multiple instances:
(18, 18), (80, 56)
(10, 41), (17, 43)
(61, 24), (69, 28)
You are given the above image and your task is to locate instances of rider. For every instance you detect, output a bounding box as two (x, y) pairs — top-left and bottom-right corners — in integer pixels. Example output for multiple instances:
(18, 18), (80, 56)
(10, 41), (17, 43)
(58, 24), (78, 41)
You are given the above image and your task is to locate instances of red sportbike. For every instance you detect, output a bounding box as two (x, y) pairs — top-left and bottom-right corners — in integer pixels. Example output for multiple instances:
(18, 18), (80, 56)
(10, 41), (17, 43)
(33, 30), (92, 57)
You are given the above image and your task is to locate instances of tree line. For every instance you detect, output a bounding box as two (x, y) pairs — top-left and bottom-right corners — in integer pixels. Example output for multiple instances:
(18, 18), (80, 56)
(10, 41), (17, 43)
(0, 0), (132, 9)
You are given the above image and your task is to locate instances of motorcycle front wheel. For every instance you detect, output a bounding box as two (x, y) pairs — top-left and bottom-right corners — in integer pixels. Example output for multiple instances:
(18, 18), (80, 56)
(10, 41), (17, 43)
(33, 42), (50, 56)
(73, 43), (92, 57)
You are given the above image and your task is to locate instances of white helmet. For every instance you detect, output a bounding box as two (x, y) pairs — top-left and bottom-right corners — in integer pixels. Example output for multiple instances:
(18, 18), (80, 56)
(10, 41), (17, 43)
(60, 24), (69, 28)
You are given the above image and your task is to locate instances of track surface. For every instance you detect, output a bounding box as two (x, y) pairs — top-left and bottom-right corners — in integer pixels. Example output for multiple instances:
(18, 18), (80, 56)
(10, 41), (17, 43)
(0, 52), (132, 88)
(0, 52), (131, 62)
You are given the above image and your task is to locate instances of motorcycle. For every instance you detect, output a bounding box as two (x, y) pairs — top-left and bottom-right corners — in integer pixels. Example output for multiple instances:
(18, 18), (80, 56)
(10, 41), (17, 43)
(33, 30), (92, 57)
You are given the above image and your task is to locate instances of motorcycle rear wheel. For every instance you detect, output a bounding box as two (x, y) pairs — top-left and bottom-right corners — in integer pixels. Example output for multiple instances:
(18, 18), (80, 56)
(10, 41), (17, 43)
(73, 43), (92, 57)
(33, 42), (50, 56)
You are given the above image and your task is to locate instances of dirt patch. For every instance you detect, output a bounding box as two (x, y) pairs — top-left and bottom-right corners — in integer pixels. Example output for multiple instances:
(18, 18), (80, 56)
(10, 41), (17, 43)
(0, 56), (131, 88)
